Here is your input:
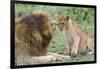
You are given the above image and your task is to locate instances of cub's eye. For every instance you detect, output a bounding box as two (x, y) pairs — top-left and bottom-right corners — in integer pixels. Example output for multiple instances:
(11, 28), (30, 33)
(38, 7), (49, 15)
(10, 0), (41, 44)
(62, 23), (65, 25)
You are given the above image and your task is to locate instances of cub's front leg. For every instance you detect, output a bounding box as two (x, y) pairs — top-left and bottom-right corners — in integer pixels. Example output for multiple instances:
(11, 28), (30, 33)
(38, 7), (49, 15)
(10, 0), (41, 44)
(64, 31), (80, 56)
(70, 35), (80, 56)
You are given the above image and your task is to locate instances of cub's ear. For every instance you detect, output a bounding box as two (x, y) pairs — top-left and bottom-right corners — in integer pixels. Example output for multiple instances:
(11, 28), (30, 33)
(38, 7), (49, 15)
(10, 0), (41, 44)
(55, 13), (58, 17)
(65, 16), (69, 20)
(55, 13), (60, 20)
(66, 16), (69, 20)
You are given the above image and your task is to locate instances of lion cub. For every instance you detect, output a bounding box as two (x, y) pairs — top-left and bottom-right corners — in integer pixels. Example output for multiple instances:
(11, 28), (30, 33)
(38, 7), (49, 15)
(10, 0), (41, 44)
(56, 15), (94, 56)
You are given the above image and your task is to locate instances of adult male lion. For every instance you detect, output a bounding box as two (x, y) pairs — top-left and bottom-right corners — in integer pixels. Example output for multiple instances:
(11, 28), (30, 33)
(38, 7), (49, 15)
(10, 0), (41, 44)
(56, 15), (94, 56)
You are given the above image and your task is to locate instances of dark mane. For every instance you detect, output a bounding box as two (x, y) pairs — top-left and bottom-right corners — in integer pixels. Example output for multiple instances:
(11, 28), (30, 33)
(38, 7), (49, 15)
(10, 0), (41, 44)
(15, 12), (52, 56)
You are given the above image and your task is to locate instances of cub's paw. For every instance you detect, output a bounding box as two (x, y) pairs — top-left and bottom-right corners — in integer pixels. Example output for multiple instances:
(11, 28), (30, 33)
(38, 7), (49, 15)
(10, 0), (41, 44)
(70, 51), (77, 57)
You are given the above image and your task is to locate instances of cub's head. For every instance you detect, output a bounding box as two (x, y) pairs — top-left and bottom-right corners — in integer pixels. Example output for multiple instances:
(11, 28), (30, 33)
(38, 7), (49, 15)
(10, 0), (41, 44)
(55, 15), (69, 31)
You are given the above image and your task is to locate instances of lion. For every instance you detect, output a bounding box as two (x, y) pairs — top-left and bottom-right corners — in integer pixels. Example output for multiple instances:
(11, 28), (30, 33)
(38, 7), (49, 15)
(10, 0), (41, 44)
(15, 12), (70, 65)
(56, 15), (94, 56)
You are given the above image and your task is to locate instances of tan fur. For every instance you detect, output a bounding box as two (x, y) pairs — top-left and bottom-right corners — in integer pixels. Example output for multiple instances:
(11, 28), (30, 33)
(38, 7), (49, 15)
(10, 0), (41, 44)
(56, 15), (94, 56)
(15, 12), (70, 65)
